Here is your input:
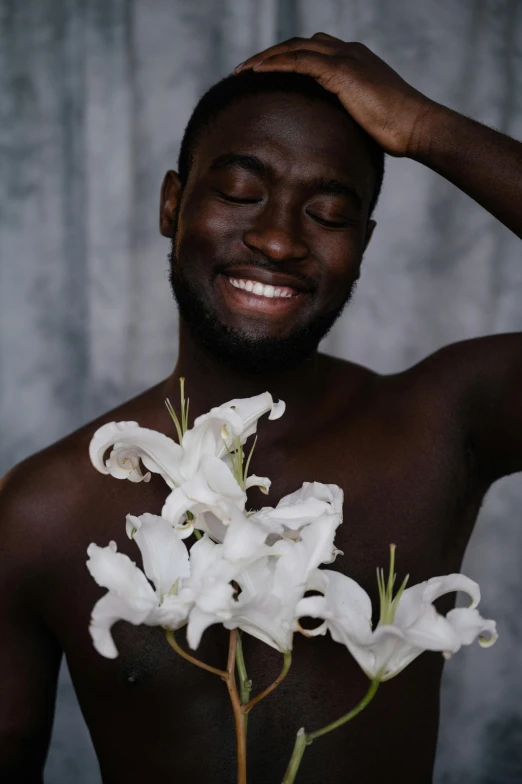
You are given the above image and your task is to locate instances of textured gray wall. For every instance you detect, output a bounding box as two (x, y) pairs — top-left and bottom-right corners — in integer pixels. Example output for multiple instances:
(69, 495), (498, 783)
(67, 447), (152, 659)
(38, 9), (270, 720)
(1, 1), (521, 781)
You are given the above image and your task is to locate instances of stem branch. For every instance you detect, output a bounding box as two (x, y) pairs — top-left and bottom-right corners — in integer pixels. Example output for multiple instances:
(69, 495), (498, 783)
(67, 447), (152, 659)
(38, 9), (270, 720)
(165, 628), (227, 679)
(236, 631), (252, 706)
(281, 678), (380, 784)
(226, 630), (247, 784)
(281, 729), (307, 784)
(243, 651), (292, 714)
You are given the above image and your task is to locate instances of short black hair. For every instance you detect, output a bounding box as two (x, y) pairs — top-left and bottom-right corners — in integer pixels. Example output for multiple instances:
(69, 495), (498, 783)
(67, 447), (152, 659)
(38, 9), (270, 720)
(177, 70), (385, 216)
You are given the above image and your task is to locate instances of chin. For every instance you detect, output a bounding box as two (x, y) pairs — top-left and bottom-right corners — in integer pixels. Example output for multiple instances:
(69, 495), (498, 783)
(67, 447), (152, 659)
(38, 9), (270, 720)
(169, 257), (354, 374)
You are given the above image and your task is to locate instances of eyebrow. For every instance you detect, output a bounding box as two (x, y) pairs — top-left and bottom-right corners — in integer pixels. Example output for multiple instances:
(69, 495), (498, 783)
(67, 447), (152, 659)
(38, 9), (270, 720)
(208, 153), (363, 209)
(209, 153), (267, 176)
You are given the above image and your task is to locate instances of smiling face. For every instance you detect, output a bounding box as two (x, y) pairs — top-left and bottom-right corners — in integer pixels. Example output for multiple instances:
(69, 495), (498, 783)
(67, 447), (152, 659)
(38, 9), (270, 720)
(162, 90), (376, 372)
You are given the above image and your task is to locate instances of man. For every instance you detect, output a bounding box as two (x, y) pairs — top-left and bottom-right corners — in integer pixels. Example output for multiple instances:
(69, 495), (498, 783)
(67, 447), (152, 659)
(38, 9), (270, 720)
(1, 33), (521, 783)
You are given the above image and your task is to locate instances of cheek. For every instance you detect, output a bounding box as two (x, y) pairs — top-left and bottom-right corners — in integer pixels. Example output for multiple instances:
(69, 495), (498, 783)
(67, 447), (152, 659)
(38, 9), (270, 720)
(177, 201), (243, 261)
(312, 232), (364, 298)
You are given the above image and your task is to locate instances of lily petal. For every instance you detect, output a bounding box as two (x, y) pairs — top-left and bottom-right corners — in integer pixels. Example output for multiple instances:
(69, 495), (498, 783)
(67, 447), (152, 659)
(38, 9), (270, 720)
(89, 421), (183, 488)
(86, 542), (157, 608)
(211, 393), (286, 457)
(244, 474), (271, 494)
(445, 607), (498, 651)
(186, 606), (223, 650)
(125, 513), (190, 598)
(89, 592), (155, 659)
(161, 457), (246, 528)
(422, 574), (481, 609)
(222, 511), (269, 562)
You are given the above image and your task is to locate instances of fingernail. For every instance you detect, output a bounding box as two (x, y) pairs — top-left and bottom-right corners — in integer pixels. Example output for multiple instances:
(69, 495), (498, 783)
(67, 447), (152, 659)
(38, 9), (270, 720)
(233, 61), (244, 74)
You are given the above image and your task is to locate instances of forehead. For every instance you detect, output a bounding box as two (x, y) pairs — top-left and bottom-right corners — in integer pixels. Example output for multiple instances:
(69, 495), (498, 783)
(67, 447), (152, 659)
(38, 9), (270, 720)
(192, 92), (375, 198)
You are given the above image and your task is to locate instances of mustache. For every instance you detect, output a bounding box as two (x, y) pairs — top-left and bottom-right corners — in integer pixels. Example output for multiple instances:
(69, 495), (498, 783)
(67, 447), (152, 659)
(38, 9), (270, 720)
(213, 258), (317, 291)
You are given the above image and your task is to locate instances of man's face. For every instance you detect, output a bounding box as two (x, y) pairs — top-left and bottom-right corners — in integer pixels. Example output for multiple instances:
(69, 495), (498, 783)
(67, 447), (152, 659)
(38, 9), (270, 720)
(165, 91), (376, 372)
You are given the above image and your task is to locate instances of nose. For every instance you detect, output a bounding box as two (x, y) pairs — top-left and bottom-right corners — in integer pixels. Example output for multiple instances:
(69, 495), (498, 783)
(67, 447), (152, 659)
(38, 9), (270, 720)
(243, 203), (309, 262)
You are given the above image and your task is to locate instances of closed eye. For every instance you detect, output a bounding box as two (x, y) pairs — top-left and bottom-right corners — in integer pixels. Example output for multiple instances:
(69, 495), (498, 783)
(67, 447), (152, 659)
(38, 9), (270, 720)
(216, 190), (261, 204)
(307, 212), (349, 229)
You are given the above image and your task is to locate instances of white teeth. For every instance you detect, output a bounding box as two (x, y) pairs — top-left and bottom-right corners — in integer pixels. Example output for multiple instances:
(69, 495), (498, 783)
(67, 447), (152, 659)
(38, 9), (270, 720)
(227, 277), (297, 299)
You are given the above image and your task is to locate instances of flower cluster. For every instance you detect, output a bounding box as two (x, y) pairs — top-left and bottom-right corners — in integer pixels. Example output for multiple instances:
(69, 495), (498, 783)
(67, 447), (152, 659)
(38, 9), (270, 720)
(87, 388), (498, 684)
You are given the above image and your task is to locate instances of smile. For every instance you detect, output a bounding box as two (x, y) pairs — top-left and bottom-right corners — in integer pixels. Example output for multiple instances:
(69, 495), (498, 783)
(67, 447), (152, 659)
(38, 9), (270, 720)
(227, 277), (297, 299)
(218, 273), (308, 317)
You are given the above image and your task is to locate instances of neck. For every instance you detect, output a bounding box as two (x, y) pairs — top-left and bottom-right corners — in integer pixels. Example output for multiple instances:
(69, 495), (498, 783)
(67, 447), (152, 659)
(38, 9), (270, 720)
(164, 320), (325, 431)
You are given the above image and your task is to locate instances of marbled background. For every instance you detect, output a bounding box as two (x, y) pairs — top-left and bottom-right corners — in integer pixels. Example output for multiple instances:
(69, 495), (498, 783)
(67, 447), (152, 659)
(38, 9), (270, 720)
(1, 0), (521, 781)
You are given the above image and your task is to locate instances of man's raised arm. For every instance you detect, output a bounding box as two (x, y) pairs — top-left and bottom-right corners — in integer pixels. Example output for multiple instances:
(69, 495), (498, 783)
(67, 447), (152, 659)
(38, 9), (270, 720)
(237, 34), (522, 477)
(236, 33), (522, 238)
(0, 472), (62, 783)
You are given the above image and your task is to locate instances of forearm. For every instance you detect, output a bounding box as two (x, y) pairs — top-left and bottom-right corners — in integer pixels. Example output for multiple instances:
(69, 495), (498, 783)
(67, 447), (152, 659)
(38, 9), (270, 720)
(410, 102), (522, 238)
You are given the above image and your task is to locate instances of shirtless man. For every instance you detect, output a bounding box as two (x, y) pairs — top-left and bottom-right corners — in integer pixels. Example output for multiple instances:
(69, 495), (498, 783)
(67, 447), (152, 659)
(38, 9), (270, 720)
(1, 34), (521, 783)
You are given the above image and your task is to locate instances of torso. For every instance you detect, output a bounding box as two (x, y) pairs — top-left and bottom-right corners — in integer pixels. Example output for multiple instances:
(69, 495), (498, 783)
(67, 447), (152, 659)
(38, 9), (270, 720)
(28, 352), (490, 783)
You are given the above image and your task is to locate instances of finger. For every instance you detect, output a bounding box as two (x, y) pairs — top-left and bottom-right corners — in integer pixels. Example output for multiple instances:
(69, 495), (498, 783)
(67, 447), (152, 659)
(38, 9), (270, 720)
(234, 37), (308, 73)
(234, 36), (335, 74)
(250, 50), (336, 89)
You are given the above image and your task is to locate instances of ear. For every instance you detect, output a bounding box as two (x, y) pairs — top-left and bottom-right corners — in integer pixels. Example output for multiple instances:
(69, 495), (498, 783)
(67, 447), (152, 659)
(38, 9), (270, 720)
(364, 219), (376, 251)
(159, 170), (183, 238)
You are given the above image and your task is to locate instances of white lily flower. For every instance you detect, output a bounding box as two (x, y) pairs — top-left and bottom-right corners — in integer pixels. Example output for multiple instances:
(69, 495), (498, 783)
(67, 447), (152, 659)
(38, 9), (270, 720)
(180, 391), (284, 477)
(297, 547), (498, 681)
(184, 531), (282, 650)
(87, 515), (250, 657)
(222, 515), (343, 652)
(251, 482), (343, 548)
(89, 421), (184, 488)
(88, 393), (281, 532)
(87, 514), (193, 658)
(161, 455), (248, 537)
(184, 535), (238, 650)
(89, 393), (283, 489)
(193, 481), (344, 563)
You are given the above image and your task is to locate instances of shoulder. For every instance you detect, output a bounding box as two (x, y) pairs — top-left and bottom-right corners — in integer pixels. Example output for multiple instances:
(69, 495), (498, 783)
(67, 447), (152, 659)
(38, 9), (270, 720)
(0, 381), (166, 598)
(368, 333), (522, 402)
(325, 332), (522, 424)
(410, 333), (522, 385)
(391, 334), (522, 479)
(0, 435), (96, 589)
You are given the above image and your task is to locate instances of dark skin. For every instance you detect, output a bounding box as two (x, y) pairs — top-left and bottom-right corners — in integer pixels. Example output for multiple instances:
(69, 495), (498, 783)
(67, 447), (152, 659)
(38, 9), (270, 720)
(1, 34), (522, 783)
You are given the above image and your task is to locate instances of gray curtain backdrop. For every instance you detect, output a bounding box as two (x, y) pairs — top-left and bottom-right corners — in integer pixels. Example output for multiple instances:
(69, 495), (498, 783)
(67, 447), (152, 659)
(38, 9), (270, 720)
(1, 0), (521, 781)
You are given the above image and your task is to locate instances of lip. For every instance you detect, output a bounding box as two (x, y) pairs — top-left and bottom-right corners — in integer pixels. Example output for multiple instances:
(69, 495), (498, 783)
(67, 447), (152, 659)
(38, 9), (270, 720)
(221, 266), (313, 293)
(217, 274), (309, 316)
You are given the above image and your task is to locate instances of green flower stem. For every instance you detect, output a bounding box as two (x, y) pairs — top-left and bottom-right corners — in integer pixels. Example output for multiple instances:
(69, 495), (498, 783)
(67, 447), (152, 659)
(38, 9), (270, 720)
(281, 729), (307, 784)
(235, 631), (252, 735)
(236, 632), (252, 705)
(307, 678), (380, 742)
(243, 651), (292, 715)
(226, 629), (247, 784)
(281, 678), (380, 784)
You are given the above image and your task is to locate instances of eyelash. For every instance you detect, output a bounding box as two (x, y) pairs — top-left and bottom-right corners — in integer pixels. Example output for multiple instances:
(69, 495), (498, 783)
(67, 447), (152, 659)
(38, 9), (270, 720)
(216, 192), (349, 228)
(307, 213), (348, 229)
(217, 191), (260, 204)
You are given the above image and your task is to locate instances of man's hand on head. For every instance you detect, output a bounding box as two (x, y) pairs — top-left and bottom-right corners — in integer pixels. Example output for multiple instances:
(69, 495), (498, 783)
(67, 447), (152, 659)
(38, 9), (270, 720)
(235, 33), (435, 158)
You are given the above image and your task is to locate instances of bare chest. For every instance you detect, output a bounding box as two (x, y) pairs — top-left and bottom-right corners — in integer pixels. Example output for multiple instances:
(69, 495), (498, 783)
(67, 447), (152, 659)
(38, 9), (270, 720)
(44, 393), (483, 782)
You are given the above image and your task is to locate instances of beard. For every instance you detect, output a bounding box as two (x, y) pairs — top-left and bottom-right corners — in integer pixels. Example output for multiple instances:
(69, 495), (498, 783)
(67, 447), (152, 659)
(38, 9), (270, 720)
(168, 239), (357, 375)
